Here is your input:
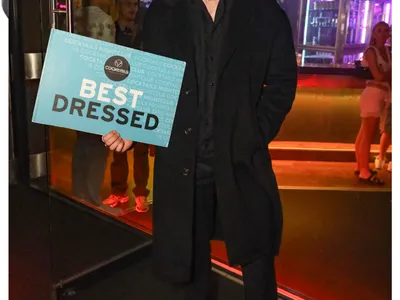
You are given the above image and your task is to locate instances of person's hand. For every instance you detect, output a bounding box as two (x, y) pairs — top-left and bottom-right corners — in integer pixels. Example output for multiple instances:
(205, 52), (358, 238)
(102, 130), (133, 153)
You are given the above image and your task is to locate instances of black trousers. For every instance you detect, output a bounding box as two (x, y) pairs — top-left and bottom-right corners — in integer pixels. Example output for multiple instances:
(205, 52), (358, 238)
(176, 182), (278, 300)
(110, 143), (150, 197)
(72, 132), (109, 206)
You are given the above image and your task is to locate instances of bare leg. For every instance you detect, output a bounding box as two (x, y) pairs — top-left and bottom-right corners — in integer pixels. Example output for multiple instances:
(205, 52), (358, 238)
(379, 131), (391, 161)
(359, 117), (380, 179)
(354, 126), (363, 172)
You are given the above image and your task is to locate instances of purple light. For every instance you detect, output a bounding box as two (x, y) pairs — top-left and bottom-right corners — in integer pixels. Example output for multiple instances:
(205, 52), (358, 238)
(384, 3), (391, 24)
(56, 2), (66, 9)
(361, 1), (370, 43)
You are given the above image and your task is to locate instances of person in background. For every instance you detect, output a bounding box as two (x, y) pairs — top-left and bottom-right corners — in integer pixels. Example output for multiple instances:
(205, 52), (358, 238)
(354, 21), (391, 185)
(102, 0), (152, 212)
(74, 0), (115, 43)
(71, 0), (115, 206)
(114, 0), (142, 48)
(375, 25), (392, 172)
(102, 0), (298, 298)
(375, 103), (392, 172)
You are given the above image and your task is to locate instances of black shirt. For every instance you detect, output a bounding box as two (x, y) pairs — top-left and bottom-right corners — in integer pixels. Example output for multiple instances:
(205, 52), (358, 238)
(115, 22), (142, 49)
(191, 0), (229, 184)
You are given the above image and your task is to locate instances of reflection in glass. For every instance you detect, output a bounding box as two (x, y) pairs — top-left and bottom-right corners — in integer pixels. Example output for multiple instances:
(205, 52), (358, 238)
(102, 0), (153, 213)
(49, 0), (155, 218)
(303, 0), (339, 47)
(70, 0), (116, 211)
(301, 49), (335, 65)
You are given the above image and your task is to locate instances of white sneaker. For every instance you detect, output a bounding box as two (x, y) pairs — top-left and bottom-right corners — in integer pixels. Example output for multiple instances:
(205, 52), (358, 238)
(135, 196), (149, 213)
(375, 156), (385, 170)
(387, 161), (392, 172)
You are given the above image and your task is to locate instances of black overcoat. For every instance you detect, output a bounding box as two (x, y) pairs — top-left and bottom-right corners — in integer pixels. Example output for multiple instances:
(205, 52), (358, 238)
(142, 0), (297, 283)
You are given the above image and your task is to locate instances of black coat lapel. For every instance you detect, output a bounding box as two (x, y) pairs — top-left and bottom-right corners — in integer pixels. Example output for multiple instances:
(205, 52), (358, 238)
(167, 0), (194, 63)
(218, 0), (254, 77)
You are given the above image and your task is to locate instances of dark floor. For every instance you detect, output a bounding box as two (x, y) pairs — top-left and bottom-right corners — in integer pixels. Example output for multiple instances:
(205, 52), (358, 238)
(120, 189), (392, 300)
(10, 183), (391, 300)
(9, 184), (151, 300)
(9, 185), (53, 300)
(67, 256), (245, 300)
(9, 184), (246, 300)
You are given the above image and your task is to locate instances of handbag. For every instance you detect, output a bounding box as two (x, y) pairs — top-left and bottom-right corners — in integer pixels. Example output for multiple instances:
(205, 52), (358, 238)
(354, 60), (374, 80)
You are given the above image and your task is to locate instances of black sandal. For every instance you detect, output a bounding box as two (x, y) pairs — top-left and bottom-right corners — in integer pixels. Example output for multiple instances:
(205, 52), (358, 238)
(359, 174), (384, 186)
(354, 169), (377, 176)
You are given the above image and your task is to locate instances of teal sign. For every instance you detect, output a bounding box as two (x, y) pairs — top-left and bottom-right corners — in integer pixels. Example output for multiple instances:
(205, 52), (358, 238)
(33, 29), (186, 147)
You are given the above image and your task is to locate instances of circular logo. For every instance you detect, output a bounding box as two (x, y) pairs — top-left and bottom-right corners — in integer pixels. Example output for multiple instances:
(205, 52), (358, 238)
(114, 59), (123, 68)
(104, 56), (130, 81)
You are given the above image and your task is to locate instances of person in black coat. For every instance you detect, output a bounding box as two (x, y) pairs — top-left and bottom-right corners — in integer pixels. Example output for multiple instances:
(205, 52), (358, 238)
(103, 0), (297, 299)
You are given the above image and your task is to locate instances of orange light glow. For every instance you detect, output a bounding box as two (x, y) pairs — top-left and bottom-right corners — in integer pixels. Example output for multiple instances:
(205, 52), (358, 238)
(211, 259), (306, 300)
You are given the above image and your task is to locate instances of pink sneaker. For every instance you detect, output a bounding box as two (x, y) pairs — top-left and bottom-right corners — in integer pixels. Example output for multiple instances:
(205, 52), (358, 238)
(135, 196), (149, 213)
(103, 194), (129, 208)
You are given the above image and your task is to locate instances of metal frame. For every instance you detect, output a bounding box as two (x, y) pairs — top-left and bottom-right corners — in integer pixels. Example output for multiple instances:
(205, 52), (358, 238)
(334, 0), (351, 64)
(50, 0), (73, 32)
(10, 0), (30, 184)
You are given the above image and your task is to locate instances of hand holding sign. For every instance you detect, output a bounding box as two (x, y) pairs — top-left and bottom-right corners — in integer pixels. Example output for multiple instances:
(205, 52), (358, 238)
(102, 130), (133, 152)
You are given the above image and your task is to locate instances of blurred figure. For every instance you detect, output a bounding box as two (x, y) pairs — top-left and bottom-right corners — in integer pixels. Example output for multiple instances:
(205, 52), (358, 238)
(71, 0), (115, 206)
(375, 25), (392, 172)
(115, 0), (142, 48)
(74, 0), (115, 43)
(355, 22), (391, 185)
(375, 103), (392, 172)
(102, 0), (151, 212)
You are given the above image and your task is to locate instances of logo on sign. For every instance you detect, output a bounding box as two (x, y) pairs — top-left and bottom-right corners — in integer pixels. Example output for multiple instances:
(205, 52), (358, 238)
(114, 59), (123, 68)
(104, 56), (130, 81)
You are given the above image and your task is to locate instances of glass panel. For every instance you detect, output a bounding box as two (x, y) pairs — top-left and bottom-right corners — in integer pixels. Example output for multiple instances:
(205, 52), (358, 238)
(301, 49), (335, 65)
(46, 0), (154, 288)
(297, 0), (392, 67)
(277, 0), (302, 47)
(48, 0), (155, 230)
(301, 0), (339, 47)
(346, 0), (368, 44)
(343, 52), (363, 64)
(372, 0), (392, 26)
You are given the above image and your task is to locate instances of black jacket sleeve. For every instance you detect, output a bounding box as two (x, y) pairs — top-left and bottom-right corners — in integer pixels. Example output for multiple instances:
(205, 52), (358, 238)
(256, 11), (297, 145)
